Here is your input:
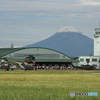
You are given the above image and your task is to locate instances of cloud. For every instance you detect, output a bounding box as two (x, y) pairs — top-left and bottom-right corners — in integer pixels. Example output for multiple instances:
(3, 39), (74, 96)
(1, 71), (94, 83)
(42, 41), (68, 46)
(78, 0), (100, 5)
(58, 26), (79, 33)
(0, 45), (22, 48)
(0, 0), (100, 19)
(13, 46), (23, 48)
(0, 1), (80, 17)
(0, 38), (30, 41)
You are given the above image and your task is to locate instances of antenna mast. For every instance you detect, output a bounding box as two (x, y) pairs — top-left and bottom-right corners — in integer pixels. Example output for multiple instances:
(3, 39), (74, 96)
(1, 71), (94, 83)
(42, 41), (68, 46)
(11, 43), (14, 48)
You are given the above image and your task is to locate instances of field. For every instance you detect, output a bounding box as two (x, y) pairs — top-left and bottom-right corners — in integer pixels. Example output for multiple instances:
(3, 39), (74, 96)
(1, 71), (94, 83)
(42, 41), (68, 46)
(0, 70), (100, 100)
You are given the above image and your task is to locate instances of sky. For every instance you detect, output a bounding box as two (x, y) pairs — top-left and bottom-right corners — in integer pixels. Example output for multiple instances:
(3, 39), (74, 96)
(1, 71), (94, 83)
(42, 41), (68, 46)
(0, 0), (100, 48)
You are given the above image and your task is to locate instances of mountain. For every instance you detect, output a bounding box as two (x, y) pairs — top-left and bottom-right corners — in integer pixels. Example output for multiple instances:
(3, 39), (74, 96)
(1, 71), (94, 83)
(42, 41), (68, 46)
(25, 27), (93, 57)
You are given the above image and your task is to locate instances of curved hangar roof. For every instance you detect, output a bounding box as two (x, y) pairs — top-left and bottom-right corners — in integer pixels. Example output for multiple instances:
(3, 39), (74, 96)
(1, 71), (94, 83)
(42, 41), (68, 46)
(0, 47), (77, 63)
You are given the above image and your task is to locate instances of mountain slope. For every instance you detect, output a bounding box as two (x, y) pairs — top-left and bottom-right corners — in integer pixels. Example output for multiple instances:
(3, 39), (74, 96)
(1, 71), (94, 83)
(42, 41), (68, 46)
(25, 28), (93, 57)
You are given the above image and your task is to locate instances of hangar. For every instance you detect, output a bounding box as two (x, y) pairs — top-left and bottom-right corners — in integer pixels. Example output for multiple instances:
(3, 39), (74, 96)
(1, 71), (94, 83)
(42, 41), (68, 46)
(0, 47), (78, 66)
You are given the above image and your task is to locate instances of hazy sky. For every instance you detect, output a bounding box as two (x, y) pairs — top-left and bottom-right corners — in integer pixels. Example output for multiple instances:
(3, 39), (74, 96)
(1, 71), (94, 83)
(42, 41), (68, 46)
(0, 0), (100, 47)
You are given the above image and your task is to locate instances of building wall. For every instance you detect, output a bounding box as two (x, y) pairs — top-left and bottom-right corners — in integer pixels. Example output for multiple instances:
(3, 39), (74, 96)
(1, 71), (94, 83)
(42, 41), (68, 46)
(3, 48), (70, 59)
(79, 56), (99, 67)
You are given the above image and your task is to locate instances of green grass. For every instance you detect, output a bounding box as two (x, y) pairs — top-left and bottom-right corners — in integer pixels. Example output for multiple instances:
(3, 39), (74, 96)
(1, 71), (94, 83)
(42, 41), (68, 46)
(0, 70), (100, 100)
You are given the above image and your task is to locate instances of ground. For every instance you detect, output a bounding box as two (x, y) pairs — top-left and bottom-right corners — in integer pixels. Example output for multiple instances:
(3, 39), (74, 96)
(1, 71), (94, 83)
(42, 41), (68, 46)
(0, 70), (100, 100)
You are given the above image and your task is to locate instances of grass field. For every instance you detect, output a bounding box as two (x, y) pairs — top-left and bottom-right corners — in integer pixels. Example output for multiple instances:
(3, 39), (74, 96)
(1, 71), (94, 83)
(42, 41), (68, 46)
(0, 70), (100, 100)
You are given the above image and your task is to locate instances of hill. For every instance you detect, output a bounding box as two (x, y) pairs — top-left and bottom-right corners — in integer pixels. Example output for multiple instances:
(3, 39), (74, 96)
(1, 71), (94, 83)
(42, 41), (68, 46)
(25, 27), (93, 57)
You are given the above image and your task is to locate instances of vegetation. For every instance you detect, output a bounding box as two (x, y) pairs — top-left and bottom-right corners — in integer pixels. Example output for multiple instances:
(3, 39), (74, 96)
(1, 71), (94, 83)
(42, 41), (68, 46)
(0, 70), (100, 100)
